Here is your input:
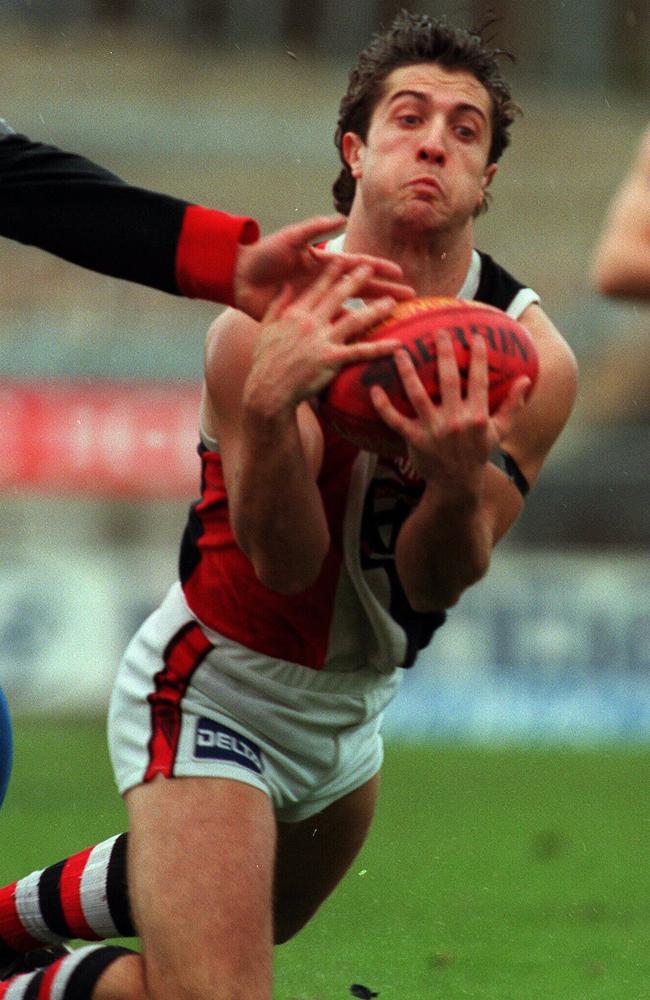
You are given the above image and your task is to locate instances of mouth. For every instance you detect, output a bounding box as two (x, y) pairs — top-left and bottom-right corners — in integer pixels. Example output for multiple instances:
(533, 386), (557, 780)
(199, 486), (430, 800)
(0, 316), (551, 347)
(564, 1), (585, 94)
(407, 176), (443, 196)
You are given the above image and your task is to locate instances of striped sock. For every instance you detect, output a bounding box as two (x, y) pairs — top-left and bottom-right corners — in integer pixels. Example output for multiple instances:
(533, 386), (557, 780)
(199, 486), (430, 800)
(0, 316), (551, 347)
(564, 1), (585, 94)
(0, 836), (134, 964)
(0, 944), (134, 1000)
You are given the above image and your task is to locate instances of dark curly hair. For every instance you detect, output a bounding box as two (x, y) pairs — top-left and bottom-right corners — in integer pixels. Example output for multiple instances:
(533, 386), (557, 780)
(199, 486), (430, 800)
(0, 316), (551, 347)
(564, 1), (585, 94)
(333, 11), (520, 216)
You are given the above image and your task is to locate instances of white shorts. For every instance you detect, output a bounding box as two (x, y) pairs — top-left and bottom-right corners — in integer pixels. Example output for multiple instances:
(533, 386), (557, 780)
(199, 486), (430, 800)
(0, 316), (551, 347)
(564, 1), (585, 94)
(108, 582), (402, 823)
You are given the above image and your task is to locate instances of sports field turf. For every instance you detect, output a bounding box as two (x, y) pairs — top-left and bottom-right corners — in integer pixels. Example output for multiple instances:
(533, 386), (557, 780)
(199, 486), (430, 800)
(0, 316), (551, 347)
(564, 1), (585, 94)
(3, 717), (650, 999)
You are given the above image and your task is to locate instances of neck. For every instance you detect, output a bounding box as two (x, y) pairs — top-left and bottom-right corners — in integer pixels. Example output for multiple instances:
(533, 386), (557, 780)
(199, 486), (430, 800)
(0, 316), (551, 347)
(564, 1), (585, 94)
(343, 211), (475, 298)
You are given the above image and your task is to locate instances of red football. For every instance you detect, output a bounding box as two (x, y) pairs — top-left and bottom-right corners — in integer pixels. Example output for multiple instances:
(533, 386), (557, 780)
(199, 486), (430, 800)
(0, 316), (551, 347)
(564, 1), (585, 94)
(320, 296), (539, 455)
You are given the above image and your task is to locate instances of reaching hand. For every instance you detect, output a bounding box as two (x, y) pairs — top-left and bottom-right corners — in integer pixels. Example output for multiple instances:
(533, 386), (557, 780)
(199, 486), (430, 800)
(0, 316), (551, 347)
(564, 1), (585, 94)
(370, 330), (531, 490)
(243, 260), (402, 417)
(233, 214), (414, 320)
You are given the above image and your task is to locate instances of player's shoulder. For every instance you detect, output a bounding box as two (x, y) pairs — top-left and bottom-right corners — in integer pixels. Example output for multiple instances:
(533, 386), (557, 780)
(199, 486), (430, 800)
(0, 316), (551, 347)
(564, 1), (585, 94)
(518, 302), (577, 388)
(474, 251), (536, 314)
(204, 307), (259, 385)
(507, 302), (577, 469)
(474, 252), (577, 395)
(202, 308), (260, 442)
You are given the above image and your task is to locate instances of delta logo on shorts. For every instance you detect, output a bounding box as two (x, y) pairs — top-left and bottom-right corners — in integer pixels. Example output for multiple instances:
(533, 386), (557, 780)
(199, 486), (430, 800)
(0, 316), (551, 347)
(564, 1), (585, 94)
(194, 718), (264, 775)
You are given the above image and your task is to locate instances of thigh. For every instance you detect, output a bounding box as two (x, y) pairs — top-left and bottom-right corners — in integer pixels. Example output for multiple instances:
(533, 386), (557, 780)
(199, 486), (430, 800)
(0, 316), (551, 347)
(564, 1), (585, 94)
(273, 772), (380, 943)
(126, 775), (276, 1000)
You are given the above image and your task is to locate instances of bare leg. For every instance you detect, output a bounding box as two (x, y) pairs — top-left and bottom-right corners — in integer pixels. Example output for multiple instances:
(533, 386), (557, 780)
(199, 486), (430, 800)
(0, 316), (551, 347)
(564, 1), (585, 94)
(273, 773), (380, 943)
(125, 775), (276, 1000)
(0, 774), (380, 997)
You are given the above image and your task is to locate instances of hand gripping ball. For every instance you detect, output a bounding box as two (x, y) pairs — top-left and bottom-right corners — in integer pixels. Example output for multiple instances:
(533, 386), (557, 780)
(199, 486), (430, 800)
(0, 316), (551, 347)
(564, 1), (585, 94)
(320, 296), (539, 455)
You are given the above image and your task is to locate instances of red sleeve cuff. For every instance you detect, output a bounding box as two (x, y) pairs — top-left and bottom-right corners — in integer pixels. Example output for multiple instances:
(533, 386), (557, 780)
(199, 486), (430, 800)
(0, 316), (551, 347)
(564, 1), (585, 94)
(175, 204), (259, 305)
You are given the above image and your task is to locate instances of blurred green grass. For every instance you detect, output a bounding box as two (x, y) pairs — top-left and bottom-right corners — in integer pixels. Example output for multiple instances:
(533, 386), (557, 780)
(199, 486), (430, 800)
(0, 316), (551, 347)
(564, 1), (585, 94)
(3, 718), (650, 999)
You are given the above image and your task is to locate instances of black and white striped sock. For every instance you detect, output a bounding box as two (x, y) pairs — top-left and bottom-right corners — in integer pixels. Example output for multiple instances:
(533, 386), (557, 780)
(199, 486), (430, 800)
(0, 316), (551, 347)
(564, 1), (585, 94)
(0, 944), (135, 1000)
(0, 835), (134, 964)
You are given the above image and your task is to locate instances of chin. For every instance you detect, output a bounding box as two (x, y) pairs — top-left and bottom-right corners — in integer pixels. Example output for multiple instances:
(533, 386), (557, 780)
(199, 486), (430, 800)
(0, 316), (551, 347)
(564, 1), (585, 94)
(396, 192), (443, 219)
(394, 207), (441, 238)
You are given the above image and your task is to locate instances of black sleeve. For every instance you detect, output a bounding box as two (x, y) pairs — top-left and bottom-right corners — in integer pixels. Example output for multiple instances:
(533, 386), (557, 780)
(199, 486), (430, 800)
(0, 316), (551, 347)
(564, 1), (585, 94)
(0, 129), (190, 295)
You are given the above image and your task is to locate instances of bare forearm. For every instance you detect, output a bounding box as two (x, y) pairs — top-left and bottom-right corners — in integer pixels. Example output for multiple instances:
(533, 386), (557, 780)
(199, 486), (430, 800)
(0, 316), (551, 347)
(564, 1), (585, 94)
(231, 407), (329, 594)
(592, 229), (650, 299)
(592, 130), (650, 300)
(395, 485), (492, 611)
(213, 261), (399, 592)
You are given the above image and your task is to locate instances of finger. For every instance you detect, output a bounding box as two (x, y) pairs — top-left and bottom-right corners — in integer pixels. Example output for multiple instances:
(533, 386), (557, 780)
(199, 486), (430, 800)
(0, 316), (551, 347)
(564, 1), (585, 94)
(466, 333), (490, 407)
(435, 329), (463, 407)
(303, 262), (380, 318)
(369, 384), (412, 436)
(491, 375), (532, 435)
(281, 214), (346, 249)
(308, 246), (407, 282)
(261, 282), (295, 324)
(334, 336), (402, 364)
(330, 295), (396, 343)
(353, 276), (416, 301)
(390, 347), (441, 420)
(293, 256), (353, 312)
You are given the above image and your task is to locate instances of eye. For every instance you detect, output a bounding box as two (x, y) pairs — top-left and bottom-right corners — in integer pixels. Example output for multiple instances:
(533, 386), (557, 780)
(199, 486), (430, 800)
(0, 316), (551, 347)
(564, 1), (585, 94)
(455, 124), (478, 140)
(398, 113), (422, 127)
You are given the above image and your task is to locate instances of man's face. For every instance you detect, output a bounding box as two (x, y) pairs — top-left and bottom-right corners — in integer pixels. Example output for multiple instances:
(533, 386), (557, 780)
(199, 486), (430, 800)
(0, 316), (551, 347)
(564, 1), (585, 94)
(343, 63), (497, 236)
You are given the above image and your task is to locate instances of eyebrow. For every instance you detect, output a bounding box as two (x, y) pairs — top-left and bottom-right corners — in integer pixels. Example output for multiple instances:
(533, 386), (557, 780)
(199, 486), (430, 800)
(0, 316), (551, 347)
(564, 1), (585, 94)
(387, 89), (489, 124)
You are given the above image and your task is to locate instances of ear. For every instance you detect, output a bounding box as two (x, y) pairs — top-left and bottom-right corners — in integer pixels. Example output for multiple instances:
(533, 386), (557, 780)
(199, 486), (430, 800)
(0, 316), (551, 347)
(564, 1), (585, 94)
(342, 132), (365, 179)
(477, 162), (498, 210)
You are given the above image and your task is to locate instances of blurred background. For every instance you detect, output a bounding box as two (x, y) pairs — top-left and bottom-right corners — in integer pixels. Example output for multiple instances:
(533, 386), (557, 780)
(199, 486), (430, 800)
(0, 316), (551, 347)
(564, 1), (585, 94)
(1, 0), (650, 741)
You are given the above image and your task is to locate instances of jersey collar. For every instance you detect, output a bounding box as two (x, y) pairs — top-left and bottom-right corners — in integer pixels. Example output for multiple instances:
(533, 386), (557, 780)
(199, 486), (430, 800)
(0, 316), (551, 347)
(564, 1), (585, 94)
(324, 234), (481, 300)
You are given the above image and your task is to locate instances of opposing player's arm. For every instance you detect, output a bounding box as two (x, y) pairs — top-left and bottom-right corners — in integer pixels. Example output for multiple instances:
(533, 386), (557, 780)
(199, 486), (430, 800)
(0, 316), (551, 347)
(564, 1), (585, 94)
(590, 125), (650, 300)
(202, 309), (329, 595)
(0, 128), (412, 316)
(0, 129), (258, 301)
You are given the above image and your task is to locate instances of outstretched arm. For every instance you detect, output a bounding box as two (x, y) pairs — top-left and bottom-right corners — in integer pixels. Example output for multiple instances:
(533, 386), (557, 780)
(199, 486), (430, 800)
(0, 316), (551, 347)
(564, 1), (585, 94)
(0, 124), (257, 302)
(0, 124), (412, 317)
(590, 125), (650, 300)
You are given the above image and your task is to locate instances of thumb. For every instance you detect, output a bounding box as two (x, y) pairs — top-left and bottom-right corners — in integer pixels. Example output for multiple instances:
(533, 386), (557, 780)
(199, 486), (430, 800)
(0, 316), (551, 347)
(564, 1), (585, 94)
(492, 375), (532, 433)
(282, 214), (346, 249)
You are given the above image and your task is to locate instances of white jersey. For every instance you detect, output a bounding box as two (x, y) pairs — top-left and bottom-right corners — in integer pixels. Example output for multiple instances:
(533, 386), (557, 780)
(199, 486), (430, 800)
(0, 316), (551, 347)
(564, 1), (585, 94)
(178, 249), (539, 674)
(109, 249), (540, 812)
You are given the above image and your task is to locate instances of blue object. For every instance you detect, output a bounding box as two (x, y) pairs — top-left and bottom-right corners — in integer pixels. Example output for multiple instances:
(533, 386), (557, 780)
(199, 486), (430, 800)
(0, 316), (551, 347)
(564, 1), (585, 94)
(0, 685), (13, 806)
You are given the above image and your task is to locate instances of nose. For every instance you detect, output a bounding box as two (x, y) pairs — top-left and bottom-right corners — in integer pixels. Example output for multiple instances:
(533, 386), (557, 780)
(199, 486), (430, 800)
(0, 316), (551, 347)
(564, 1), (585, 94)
(418, 142), (446, 165)
(417, 122), (446, 165)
